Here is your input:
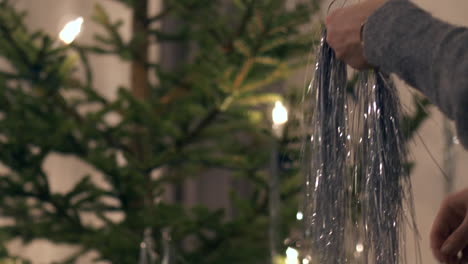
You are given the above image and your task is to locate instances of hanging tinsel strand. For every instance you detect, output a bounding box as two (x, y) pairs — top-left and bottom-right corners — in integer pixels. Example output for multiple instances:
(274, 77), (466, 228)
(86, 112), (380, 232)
(302, 30), (420, 264)
(357, 72), (408, 263)
(302, 31), (348, 264)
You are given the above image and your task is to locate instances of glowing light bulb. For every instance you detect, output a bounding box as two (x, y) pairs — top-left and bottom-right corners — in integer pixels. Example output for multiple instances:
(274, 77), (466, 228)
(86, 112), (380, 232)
(302, 259), (310, 264)
(356, 243), (364, 253)
(59, 17), (83, 44)
(272, 101), (288, 125)
(296, 211), (303, 221)
(285, 247), (299, 264)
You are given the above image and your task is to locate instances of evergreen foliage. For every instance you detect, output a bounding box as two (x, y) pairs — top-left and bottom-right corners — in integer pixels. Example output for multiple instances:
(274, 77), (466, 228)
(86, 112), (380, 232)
(0, 0), (320, 263)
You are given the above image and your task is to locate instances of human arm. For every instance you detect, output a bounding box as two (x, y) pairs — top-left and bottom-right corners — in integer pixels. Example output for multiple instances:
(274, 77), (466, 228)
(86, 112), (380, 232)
(325, 0), (468, 149)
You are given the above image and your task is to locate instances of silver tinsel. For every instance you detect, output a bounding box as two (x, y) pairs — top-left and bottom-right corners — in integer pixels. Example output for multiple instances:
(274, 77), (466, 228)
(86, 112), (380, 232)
(442, 118), (457, 194)
(302, 32), (419, 263)
(356, 72), (412, 264)
(302, 33), (348, 264)
(139, 228), (158, 264)
(138, 228), (173, 264)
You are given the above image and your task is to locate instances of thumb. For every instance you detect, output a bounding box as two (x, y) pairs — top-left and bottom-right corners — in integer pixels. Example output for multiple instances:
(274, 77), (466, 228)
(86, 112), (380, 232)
(442, 217), (468, 257)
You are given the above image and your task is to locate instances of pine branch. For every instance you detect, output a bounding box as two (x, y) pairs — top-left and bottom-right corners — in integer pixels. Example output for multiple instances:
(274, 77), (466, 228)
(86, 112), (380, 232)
(0, 175), (85, 231)
(146, 5), (174, 25)
(0, 22), (32, 68)
(52, 92), (133, 155)
(0, 0), (322, 262)
(0, 71), (19, 79)
(71, 45), (94, 89)
(176, 108), (220, 149)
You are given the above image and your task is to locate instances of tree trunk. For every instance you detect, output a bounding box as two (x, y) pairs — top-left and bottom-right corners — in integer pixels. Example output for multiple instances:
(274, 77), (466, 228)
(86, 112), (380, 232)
(130, 0), (152, 210)
(131, 0), (150, 100)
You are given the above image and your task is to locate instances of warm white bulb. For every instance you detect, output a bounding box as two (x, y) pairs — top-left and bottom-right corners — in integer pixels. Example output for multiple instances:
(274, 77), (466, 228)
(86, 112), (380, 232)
(296, 211), (303, 220)
(59, 17), (83, 44)
(272, 101), (288, 125)
(302, 259), (310, 264)
(356, 243), (364, 253)
(285, 247), (299, 264)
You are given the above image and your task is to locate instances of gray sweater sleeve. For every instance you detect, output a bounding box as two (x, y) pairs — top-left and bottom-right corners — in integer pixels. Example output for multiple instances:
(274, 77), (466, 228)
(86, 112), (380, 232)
(363, 0), (468, 148)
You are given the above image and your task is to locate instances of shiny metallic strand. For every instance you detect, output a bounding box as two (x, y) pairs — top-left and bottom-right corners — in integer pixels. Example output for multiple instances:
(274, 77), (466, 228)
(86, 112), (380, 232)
(356, 72), (410, 264)
(302, 32), (348, 264)
(302, 31), (420, 264)
(442, 118), (456, 194)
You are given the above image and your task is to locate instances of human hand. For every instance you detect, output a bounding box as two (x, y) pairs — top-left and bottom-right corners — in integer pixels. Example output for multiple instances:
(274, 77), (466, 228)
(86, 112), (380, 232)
(431, 188), (468, 263)
(325, 0), (387, 70)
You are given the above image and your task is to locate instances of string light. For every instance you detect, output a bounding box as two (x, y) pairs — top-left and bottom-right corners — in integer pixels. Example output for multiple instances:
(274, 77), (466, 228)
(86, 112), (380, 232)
(285, 247), (299, 264)
(272, 101), (288, 125)
(356, 243), (364, 253)
(296, 211), (303, 220)
(59, 17), (84, 44)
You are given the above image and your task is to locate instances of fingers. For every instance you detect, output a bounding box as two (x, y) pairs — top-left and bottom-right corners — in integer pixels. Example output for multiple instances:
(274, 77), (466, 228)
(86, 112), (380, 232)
(442, 217), (468, 258)
(340, 45), (371, 70)
(325, 9), (339, 27)
(324, 5), (372, 70)
(325, 25), (364, 68)
(431, 195), (468, 263)
(431, 191), (468, 263)
(431, 199), (455, 262)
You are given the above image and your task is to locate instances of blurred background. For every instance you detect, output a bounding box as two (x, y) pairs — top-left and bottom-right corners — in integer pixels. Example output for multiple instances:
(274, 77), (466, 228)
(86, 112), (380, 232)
(0, 0), (467, 263)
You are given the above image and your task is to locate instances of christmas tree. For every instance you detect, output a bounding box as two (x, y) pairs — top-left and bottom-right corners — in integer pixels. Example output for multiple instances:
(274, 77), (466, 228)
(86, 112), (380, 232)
(0, 0), (319, 263)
